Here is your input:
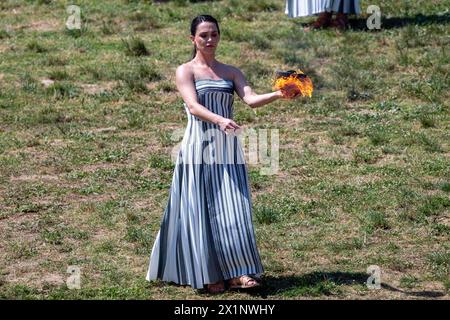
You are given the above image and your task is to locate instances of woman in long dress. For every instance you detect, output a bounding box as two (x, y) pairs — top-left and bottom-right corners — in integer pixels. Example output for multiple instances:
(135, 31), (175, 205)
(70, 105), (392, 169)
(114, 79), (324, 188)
(145, 15), (300, 294)
(285, 0), (361, 29)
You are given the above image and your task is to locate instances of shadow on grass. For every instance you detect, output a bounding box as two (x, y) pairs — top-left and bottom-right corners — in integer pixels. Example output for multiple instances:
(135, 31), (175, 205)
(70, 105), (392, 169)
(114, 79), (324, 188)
(380, 283), (447, 298)
(293, 13), (450, 31)
(348, 13), (450, 30)
(246, 271), (367, 298)
(216, 271), (447, 299)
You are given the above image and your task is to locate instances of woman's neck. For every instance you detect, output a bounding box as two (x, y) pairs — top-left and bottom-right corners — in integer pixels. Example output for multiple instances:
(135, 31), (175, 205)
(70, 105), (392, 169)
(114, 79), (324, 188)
(193, 52), (217, 68)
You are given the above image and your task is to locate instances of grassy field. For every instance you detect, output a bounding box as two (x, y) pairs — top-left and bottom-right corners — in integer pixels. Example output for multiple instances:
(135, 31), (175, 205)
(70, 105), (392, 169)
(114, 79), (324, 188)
(0, 0), (449, 300)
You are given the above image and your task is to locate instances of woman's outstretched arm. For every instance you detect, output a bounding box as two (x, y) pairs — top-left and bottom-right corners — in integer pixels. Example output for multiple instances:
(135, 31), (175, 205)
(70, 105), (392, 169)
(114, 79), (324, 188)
(175, 64), (240, 132)
(232, 66), (284, 108)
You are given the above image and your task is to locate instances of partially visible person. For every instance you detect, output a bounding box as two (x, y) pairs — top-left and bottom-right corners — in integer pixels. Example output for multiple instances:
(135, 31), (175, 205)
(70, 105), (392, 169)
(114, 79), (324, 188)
(285, 0), (361, 29)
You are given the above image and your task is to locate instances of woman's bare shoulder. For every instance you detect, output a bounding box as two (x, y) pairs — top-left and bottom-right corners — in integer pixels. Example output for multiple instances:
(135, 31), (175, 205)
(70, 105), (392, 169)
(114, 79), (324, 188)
(176, 62), (194, 80)
(218, 62), (241, 80)
(219, 62), (238, 72)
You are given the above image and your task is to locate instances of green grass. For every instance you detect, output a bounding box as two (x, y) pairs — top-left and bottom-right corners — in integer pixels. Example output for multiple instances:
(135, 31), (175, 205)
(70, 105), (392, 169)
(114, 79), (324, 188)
(0, 0), (449, 300)
(122, 36), (150, 57)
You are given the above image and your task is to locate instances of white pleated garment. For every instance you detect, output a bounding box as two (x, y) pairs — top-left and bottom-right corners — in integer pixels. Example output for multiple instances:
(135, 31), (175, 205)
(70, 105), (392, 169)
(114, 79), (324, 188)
(285, 0), (361, 18)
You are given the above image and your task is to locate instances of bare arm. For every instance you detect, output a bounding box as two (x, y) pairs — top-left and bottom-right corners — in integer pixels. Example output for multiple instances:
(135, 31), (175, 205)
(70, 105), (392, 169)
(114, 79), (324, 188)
(232, 67), (284, 108)
(175, 65), (240, 132)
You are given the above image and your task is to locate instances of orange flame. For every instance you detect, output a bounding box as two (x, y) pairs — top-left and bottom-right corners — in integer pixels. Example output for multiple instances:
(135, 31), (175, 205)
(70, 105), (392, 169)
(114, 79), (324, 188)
(273, 70), (314, 98)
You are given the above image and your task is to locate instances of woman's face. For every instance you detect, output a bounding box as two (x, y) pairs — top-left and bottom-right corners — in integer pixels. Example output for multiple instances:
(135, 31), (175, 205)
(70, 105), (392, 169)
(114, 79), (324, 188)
(191, 21), (220, 54)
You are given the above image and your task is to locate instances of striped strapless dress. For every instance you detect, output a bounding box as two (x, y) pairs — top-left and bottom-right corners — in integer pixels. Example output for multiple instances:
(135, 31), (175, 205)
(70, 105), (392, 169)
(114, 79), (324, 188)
(146, 78), (264, 289)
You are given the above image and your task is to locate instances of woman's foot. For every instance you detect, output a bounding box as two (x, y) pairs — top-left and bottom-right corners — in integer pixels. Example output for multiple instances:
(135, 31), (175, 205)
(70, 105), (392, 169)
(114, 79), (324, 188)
(206, 280), (225, 294)
(310, 12), (332, 29)
(227, 275), (260, 289)
(330, 13), (349, 29)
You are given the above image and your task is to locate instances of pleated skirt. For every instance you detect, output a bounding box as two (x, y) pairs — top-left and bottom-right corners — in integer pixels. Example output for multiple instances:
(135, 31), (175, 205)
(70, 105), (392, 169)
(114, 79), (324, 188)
(285, 0), (361, 18)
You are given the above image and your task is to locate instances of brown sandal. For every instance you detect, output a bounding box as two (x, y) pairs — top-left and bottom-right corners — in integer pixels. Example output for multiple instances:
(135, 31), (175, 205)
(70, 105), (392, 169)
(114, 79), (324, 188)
(206, 280), (225, 294)
(228, 275), (260, 289)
